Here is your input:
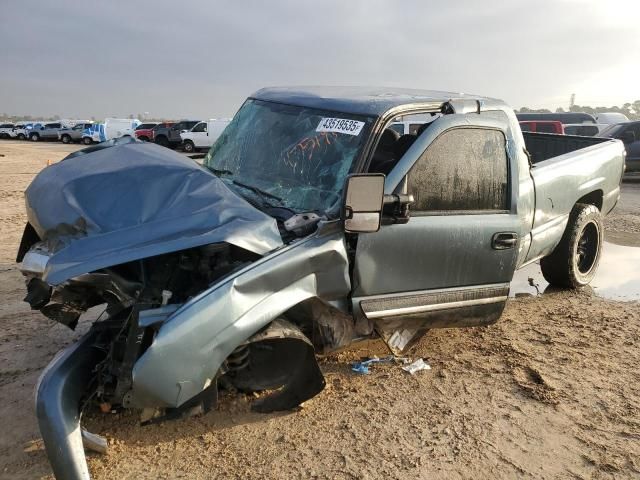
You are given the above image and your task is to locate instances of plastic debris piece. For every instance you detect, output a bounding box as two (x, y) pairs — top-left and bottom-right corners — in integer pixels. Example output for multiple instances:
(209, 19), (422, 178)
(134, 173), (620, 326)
(402, 358), (432, 375)
(351, 355), (397, 375)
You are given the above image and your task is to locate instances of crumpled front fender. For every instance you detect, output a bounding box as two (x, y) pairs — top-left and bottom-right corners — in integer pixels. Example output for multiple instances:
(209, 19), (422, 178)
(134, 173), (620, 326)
(130, 223), (350, 409)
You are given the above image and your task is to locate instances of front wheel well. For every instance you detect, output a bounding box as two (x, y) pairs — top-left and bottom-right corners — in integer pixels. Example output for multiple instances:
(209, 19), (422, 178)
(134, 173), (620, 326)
(575, 190), (603, 211)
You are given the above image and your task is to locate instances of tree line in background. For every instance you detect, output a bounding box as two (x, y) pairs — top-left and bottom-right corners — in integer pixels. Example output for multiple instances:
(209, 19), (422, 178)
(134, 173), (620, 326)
(517, 100), (640, 121)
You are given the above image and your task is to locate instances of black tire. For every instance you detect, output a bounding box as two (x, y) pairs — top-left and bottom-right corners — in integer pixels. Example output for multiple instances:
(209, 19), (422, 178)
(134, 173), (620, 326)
(138, 136), (149, 142)
(82, 137), (93, 145)
(30, 133), (40, 142)
(61, 134), (71, 144)
(155, 135), (169, 147)
(540, 203), (603, 288)
(17, 133), (25, 140)
(183, 140), (195, 153)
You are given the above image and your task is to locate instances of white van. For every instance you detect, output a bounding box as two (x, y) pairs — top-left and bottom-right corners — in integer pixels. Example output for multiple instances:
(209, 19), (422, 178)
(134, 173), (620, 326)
(103, 118), (141, 140)
(80, 118), (141, 144)
(180, 119), (230, 152)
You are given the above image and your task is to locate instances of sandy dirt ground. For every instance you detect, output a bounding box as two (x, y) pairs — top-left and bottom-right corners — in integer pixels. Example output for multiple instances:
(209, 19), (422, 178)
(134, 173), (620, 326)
(0, 140), (639, 479)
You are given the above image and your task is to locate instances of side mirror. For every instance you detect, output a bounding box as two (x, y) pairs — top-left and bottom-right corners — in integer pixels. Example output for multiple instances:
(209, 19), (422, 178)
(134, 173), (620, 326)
(621, 131), (636, 144)
(342, 174), (385, 233)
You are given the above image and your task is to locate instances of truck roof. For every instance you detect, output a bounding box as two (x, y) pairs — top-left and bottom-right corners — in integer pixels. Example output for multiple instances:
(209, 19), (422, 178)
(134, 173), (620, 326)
(251, 86), (499, 117)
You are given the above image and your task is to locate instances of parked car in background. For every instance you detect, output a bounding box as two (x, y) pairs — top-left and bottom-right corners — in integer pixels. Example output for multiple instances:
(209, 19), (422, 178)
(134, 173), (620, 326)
(13, 122), (35, 140)
(79, 119), (140, 145)
(519, 120), (564, 134)
(80, 124), (103, 144)
(516, 112), (597, 125)
(14, 122), (44, 140)
(57, 123), (94, 144)
(60, 119), (92, 129)
(153, 120), (200, 148)
(595, 112), (629, 125)
(563, 123), (604, 137)
(597, 121), (640, 172)
(134, 123), (159, 142)
(0, 123), (14, 138)
(29, 123), (65, 142)
(104, 118), (141, 140)
(179, 119), (230, 152)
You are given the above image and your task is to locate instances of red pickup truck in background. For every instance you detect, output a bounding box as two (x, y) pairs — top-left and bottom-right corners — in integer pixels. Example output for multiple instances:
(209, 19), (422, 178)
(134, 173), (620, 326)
(519, 120), (565, 134)
(134, 122), (176, 142)
(134, 123), (158, 142)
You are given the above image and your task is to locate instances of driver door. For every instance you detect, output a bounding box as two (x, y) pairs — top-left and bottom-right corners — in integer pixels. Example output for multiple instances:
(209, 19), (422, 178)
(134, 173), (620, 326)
(351, 116), (520, 354)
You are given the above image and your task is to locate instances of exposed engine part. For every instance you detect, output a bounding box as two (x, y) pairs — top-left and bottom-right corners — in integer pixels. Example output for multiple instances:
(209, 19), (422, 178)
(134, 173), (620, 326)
(23, 277), (51, 310)
(284, 212), (322, 236)
(22, 242), (258, 413)
(226, 344), (250, 372)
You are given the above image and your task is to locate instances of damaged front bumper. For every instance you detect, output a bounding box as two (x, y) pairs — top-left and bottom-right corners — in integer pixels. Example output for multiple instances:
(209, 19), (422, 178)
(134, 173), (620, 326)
(35, 329), (105, 480)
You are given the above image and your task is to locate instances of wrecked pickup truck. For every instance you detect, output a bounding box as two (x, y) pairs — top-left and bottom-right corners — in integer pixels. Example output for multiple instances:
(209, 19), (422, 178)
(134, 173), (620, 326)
(18, 87), (625, 479)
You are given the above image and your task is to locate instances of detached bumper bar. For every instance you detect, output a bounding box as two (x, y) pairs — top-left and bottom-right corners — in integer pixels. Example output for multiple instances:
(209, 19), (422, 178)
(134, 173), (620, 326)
(36, 330), (103, 480)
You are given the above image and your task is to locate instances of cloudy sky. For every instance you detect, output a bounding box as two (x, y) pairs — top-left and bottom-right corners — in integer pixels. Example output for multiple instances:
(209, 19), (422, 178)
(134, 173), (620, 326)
(1, 0), (638, 119)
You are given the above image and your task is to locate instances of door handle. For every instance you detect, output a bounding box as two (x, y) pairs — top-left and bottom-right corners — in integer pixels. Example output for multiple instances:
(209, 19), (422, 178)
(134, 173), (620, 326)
(492, 232), (518, 250)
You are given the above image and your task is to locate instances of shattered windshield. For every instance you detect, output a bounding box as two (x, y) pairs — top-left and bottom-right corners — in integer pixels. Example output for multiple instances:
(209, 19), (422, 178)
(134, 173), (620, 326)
(203, 99), (373, 213)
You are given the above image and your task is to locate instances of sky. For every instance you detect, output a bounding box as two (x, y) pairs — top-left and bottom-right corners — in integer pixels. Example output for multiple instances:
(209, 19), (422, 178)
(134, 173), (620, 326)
(1, 0), (639, 120)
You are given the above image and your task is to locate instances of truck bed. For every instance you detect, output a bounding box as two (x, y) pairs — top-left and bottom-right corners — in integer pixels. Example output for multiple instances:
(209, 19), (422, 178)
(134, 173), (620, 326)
(523, 132), (610, 164)
(521, 132), (625, 265)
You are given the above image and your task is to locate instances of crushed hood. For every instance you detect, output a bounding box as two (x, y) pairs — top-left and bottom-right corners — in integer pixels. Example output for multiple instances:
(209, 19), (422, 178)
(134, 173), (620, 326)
(25, 141), (283, 285)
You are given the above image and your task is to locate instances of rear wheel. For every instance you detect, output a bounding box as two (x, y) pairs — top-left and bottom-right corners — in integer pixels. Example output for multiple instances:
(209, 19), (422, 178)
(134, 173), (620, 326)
(82, 137), (93, 145)
(138, 136), (149, 142)
(17, 133), (25, 140)
(61, 134), (71, 144)
(182, 140), (195, 153)
(30, 133), (40, 142)
(540, 203), (603, 288)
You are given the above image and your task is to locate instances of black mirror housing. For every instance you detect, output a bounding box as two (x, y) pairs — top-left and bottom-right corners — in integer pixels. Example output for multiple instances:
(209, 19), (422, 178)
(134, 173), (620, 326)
(342, 174), (385, 233)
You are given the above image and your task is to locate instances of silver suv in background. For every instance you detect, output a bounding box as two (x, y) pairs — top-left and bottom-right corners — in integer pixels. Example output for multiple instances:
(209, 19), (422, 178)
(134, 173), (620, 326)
(58, 123), (94, 144)
(29, 122), (64, 142)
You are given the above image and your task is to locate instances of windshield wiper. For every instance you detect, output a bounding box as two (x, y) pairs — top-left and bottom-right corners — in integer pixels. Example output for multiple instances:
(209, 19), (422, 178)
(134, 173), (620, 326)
(231, 179), (283, 202)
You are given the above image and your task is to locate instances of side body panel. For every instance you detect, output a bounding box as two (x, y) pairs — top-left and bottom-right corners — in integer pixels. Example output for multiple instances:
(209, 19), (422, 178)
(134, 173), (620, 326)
(524, 139), (624, 264)
(130, 223), (350, 408)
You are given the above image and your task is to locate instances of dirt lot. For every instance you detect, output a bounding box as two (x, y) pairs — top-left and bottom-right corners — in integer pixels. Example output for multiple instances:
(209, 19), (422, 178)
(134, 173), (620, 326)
(0, 140), (639, 479)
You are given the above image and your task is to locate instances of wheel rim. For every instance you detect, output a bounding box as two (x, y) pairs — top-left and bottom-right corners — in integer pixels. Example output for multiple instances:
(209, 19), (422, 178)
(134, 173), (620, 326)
(575, 222), (599, 275)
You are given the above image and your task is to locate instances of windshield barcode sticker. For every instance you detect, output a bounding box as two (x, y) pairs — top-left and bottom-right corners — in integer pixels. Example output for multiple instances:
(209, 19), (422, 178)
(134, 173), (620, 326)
(316, 118), (365, 136)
